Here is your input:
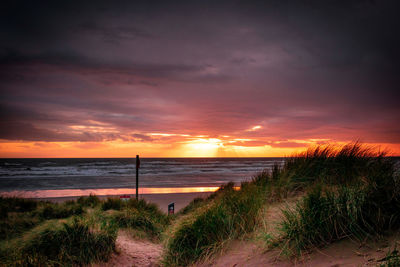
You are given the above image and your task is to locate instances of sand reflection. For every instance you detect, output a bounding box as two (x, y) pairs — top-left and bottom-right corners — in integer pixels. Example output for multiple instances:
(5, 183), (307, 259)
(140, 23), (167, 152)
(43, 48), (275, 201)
(0, 187), (221, 198)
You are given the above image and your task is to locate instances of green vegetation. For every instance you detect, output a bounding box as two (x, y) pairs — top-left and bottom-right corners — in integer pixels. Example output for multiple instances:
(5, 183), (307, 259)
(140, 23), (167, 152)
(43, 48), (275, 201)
(163, 143), (399, 265)
(0, 196), (168, 266)
(37, 202), (84, 220)
(1, 143), (398, 266)
(275, 143), (400, 255)
(106, 198), (170, 239)
(164, 181), (267, 266)
(379, 246), (400, 267)
(1, 218), (117, 266)
(77, 194), (100, 207)
(102, 197), (123, 210)
(280, 186), (368, 253)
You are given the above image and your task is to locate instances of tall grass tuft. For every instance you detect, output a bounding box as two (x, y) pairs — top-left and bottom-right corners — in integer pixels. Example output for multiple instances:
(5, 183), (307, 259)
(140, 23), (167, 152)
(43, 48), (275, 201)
(102, 197), (123, 211)
(164, 182), (266, 266)
(279, 142), (388, 190)
(106, 198), (169, 240)
(0, 197), (38, 219)
(278, 143), (400, 255)
(0, 197), (84, 240)
(379, 246), (400, 267)
(37, 202), (84, 219)
(1, 217), (117, 266)
(177, 197), (206, 215)
(280, 186), (370, 254)
(77, 194), (100, 207)
(0, 195), (168, 265)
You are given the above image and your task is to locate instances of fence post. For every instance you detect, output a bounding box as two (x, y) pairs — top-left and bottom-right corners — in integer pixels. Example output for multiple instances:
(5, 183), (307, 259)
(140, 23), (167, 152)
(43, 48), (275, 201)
(136, 155), (140, 200)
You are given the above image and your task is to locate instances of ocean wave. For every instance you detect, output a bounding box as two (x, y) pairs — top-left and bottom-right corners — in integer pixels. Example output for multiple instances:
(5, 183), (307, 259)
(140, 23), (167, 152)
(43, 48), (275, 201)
(0, 158), (285, 190)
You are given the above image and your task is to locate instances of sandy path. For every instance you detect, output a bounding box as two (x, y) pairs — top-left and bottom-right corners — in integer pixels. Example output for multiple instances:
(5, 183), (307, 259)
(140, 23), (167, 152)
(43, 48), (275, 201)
(95, 230), (163, 267)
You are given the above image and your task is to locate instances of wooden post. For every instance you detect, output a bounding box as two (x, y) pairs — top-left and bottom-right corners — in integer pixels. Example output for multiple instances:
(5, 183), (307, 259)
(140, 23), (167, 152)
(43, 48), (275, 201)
(136, 155), (140, 200)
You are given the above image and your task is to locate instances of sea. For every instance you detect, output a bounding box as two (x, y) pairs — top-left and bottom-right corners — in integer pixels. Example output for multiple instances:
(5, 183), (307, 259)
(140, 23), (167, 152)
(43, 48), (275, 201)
(0, 158), (284, 198)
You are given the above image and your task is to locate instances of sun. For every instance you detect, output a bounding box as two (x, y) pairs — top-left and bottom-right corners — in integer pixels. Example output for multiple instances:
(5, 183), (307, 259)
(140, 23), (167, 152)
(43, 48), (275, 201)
(181, 138), (223, 157)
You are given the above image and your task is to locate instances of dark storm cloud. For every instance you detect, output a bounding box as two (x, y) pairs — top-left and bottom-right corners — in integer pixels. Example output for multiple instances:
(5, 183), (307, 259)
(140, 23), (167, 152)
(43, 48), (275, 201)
(0, 0), (399, 144)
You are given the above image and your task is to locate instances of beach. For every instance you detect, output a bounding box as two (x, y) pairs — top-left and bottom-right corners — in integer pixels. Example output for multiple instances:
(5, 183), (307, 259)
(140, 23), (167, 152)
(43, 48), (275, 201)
(0, 157), (281, 212)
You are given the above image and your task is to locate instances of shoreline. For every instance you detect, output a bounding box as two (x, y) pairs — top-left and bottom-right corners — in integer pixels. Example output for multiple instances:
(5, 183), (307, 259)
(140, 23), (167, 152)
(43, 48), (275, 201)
(0, 186), (220, 199)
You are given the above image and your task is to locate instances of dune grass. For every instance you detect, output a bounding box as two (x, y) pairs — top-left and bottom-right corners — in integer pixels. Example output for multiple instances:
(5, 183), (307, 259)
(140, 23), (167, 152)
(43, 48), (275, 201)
(37, 202), (84, 220)
(105, 198), (170, 240)
(0, 217), (117, 266)
(0, 195), (168, 266)
(0, 198), (85, 241)
(275, 143), (400, 255)
(163, 143), (399, 265)
(77, 194), (101, 207)
(163, 181), (267, 266)
(277, 142), (390, 190)
(379, 246), (400, 267)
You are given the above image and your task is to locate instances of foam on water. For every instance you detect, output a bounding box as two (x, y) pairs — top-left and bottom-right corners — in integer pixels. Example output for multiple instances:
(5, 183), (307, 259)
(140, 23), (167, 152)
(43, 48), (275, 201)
(0, 158), (284, 192)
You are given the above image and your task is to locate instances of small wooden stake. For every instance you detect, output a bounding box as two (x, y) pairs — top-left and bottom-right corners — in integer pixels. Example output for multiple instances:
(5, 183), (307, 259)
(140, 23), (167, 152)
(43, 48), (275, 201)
(136, 155), (140, 200)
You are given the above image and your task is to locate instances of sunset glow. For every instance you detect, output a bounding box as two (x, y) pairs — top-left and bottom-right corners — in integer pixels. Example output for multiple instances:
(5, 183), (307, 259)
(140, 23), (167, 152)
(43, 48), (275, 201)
(1, 1), (399, 158)
(0, 187), (223, 199)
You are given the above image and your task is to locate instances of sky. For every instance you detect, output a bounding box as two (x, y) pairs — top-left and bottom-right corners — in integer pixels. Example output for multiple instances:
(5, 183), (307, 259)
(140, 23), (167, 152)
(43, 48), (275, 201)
(0, 0), (399, 157)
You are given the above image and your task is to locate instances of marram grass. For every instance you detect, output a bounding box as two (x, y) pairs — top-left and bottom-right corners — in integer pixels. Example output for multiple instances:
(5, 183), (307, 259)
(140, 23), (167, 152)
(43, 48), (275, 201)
(163, 182), (267, 266)
(0, 195), (168, 266)
(277, 143), (400, 255)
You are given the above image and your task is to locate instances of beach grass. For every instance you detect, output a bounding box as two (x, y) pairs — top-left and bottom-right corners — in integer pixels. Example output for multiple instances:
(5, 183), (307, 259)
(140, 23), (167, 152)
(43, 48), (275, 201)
(106, 198), (170, 240)
(273, 143), (400, 255)
(163, 143), (399, 265)
(379, 246), (400, 267)
(77, 194), (101, 207)
(163, 181), (267, 266)
(0, 195), (168, 266)
(0, 217), (117, 266)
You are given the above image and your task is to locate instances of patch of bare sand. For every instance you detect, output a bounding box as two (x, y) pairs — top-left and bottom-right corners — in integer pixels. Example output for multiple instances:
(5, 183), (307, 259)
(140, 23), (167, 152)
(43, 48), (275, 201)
(95, 230), (163, 267)
(197, 197), (400, 267)
(200, 234), (399, 267)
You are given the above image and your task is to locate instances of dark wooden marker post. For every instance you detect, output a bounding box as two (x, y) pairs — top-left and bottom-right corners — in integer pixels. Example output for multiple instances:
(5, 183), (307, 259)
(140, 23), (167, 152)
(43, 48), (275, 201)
(136, 155), (140, 200)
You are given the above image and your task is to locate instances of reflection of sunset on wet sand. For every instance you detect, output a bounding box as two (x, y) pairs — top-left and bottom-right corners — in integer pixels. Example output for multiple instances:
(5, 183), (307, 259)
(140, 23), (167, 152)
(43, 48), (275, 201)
(0, 187), (222, 199)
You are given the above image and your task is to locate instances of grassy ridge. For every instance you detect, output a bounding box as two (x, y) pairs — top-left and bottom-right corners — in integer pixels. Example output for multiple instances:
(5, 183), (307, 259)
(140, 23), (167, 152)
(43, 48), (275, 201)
(164, 182), (267, 266)
(163, 143), (399, 264)
(276, 143), (400, 255)
(1, 218), (117, 266)
(0, 195), (168, 266)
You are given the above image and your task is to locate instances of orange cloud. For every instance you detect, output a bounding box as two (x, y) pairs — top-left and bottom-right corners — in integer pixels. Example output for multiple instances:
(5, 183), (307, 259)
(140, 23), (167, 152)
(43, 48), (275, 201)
(2, 136), (399, 158)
